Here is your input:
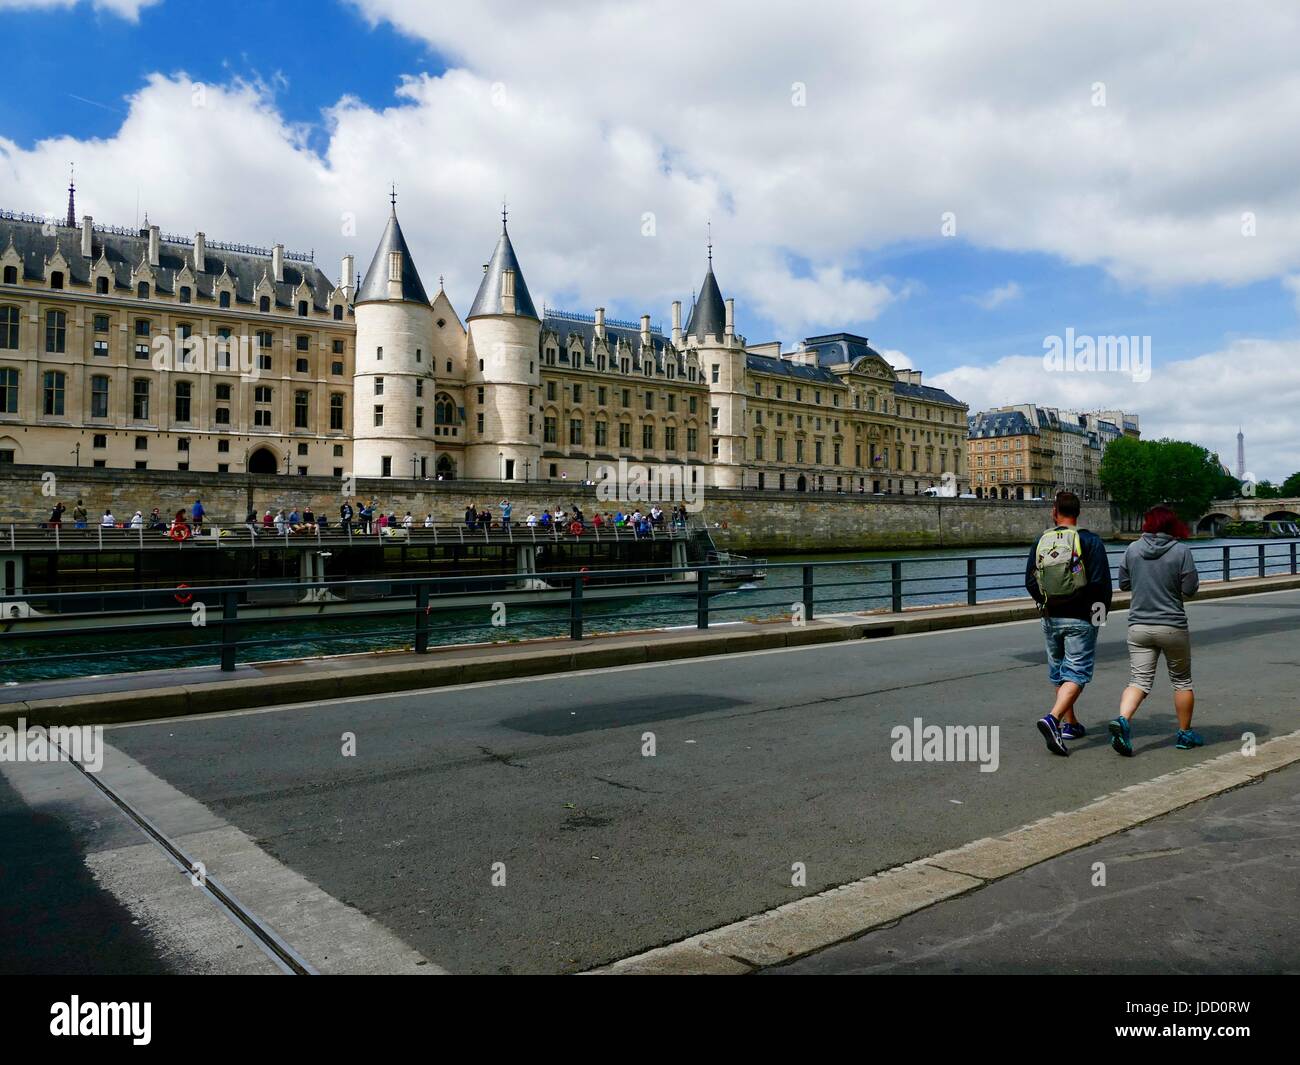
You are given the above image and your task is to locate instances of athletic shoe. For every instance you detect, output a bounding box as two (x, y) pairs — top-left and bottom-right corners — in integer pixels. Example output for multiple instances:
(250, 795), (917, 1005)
(1060, 722), (1087, 740)
(1175, 729), (1204, 750)
(1108, 716), (1133, 757)
(1036, 714), (1070, 757)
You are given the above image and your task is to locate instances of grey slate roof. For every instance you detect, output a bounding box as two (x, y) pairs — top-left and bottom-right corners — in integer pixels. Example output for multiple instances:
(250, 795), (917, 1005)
(540, 312), (676, 371)
(354, 208), (429, 305)
(685, 265), (726, 340)
(893, 379), (964, 407)
(969, 410), (1038, 437)
(468, 225), (537, 320)
(801, 332), (887, 367)
(745, 353), (841, 384)
(0, 214), (336, 310)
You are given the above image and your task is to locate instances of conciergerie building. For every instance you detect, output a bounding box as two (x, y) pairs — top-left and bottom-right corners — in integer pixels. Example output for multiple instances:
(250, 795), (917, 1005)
(0, 182), (969, 494)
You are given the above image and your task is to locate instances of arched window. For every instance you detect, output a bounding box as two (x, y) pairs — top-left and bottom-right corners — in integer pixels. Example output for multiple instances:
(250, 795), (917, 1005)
(259, 295), (270, 312)
(219, 290), (231, 308)
(434, 393), (458, 425)
(137, 281), (150, 299)
(96, 276), (109, 294)
(0, 306), (18, 349)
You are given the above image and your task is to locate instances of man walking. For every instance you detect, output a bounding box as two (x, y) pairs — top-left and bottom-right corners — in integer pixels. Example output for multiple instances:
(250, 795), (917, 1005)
(1026, 490), (1112, 756)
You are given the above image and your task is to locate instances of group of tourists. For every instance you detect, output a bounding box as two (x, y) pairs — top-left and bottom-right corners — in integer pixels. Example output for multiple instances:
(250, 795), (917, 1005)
(459, 499), (690, 537)
(1028, 490), (1202, 758)
(45, 499), (207, 537)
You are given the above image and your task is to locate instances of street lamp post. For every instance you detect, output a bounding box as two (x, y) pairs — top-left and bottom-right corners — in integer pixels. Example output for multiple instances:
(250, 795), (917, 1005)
(411, 453), (418, 480)
(72, 443), (80, 468)
(499, 451), (504, 482)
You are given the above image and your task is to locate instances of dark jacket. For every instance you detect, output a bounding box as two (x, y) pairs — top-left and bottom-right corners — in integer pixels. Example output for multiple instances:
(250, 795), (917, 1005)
(1118, 533), (1199, 628)
(1026, 525), (1113, 621)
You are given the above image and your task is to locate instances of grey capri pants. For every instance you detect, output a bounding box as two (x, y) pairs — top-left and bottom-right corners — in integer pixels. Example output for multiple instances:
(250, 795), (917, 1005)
(1127, 624), (1193, 693)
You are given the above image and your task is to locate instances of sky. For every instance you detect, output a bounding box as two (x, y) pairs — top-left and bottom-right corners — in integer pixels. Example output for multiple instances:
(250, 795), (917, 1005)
(1, 0), (1298, 480)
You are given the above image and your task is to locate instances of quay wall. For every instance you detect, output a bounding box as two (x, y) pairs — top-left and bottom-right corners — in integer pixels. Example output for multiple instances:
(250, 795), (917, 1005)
(0, 464), (1115, 553)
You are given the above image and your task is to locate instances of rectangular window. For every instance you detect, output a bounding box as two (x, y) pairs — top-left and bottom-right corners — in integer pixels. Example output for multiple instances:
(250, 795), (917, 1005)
(215, 407), (230, 424)
(42, 370), (65, 415)
(93, 433), (106, 448)
(330, 394), (344, 430)
(135, 343), (149, 360)
(644, 391), (654, 410)
(642, 423), (654, 449)
(135, 318), (151, 337)
(373, 404), (384, 427)
(132, 380), (149, 420)
(90, 375), (109, 418)
(94, 313), (110, 333)
(45, 310), (66, 353)
(174, 381), (192, 422)
(93, 339), (108, 357)
(296, 358), (309, 374)
(686, 427), (698, 453)
(0, 367), (17, 413)
(710, 364), (719, 383)
(572, 384), (582, 403)
(569, 418), (583, 445)
(619, 422), (631, 448)
(595, 421), (608, 446)
(544, 416), (557, 444)
(665, 426), (677, 451)
(294, 391), (310, 429)
(374, 377), (384, 396)
(476, 411), (484, 433)
(710, 407), (719, 430)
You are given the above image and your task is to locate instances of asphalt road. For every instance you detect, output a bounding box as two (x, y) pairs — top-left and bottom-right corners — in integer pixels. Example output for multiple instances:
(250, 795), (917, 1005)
(769, 762), (1300, 974)
(8, 587), (1300, 974)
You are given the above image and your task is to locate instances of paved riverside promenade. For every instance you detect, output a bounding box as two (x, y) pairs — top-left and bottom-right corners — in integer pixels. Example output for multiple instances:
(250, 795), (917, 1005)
(1, 578), (1298, 974)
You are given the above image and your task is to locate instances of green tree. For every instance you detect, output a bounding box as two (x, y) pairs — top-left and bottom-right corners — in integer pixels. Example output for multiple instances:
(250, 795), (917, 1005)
(1098, 435), (1152, 514)
(1099, 437), (1233, 523)
(1279, 471), (1300, 497)
(1253, 479), (1280, 498)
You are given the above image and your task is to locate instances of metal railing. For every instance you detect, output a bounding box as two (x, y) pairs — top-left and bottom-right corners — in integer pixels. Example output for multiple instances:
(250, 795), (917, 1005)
(1, 518), (696, 552)
(2, 539), (1295, 680)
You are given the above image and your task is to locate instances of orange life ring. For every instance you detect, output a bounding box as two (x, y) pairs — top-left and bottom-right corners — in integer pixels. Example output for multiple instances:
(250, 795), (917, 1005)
(580, 565), (591, 584)
(170, 522), (191, 542)
(174, 583), (193, 605)
(569, 520), (584, 536)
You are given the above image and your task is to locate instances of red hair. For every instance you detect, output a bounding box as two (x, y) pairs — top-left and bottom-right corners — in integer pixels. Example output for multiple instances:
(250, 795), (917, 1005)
(1142, 505), (1190, 539)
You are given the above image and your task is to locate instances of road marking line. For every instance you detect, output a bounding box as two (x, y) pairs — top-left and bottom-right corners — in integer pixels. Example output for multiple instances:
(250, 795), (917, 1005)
(586, 728), (1300, 974)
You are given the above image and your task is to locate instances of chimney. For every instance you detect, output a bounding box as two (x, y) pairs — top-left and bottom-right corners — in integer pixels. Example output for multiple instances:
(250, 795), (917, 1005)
(272, 243), (284, 283)
(724, 297), (734, 338)
(340, 254), (355, 297)
(594, 306), (606, 340)
(193, 231), (206, 273)
(640, 314), (651, 344)
(671, 300), (682, 346)
(501, 268), (516, 314)
(80, 216), (93, 259)
(148, 224), (160, 267)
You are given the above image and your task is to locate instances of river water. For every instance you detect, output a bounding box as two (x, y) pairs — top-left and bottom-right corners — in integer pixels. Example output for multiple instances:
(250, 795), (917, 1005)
(4, 537), (1293, 684)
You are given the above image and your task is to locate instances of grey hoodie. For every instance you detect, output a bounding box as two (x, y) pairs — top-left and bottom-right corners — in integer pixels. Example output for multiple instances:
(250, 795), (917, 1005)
(1118, 533), (1199, 628)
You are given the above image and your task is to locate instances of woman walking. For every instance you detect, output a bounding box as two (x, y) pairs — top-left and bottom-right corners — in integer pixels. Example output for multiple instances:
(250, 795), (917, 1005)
(1109, 505), (1202, 756)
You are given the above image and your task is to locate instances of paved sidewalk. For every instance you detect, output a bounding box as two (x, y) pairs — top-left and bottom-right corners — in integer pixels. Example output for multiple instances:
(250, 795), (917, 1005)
(768, 763), (1300, 974)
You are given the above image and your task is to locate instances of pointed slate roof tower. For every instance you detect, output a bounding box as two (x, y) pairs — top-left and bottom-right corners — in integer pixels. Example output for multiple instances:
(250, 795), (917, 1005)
(685, 241), (726, 340)
(355, 192), (429, 305)
(467, 213), (538, 320)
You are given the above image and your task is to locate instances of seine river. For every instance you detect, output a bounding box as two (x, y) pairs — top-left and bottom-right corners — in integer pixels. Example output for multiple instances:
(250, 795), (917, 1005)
(5, 537), (1293, 684)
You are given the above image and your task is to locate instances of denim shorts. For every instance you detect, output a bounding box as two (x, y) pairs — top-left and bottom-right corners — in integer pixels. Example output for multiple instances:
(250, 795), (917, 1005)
(1041, 616), (1099, 687)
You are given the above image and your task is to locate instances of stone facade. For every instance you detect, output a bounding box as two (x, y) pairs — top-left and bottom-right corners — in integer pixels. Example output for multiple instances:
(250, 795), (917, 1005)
(1, 188), (969, 496)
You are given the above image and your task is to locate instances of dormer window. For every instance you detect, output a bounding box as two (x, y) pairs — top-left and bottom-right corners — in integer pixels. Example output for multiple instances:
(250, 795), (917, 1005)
(137, 282), (149, 299)
(259, 295), (270, 312)
(96, 276), (109, 294)
(389, 251), (402, 281)
(219, 290), (231, 308)
(2, 266), (16, 284)
(50, 271), (64, 290)
(179, 286), (191, 304)
(297, 300), (308, 317)
(333, 304), (343, 320)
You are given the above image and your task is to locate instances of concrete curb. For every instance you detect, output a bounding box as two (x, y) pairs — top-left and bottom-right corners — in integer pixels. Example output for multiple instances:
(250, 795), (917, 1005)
(3, 573), (1298, 729)
(586, 728), (1300, 974)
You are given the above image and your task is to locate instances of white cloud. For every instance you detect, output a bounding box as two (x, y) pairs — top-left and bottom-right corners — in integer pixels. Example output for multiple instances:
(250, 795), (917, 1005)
(0, 0), (159, 19)
(932, 339), (1300, 480)
(971, 281), (1022, 310)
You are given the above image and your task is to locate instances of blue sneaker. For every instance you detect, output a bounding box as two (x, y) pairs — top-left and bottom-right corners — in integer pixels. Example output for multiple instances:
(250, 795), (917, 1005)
(1036, 714), (1070, 757)
(1108, 716), (1133, 757)
(1175, 729), (1204, 750)
(1061, 721), (1087, 740)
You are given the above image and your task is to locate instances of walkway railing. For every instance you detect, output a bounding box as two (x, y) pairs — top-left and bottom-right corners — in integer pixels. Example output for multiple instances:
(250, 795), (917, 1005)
(2, 539), (1296, 680)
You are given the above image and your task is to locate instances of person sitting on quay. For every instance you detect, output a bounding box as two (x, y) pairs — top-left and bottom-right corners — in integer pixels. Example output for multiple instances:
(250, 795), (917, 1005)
(148, 508), (165, 531)
(129, 510), (144, 530)
(273, 509), (287, 534)
(650, 505), (664, 527)
(539, 510), (552, 527)
(526, 511), (538, 527)
(593, 511), (604, 530)
(376, 511), (389, 531)
(424, 514), (434, 528)
(403, 512), (414, 530)
(302, 506), (316, 527)
(100, 508), (115, 528)
(71, 500), (88, 529)
(262, 510), (274, 530)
